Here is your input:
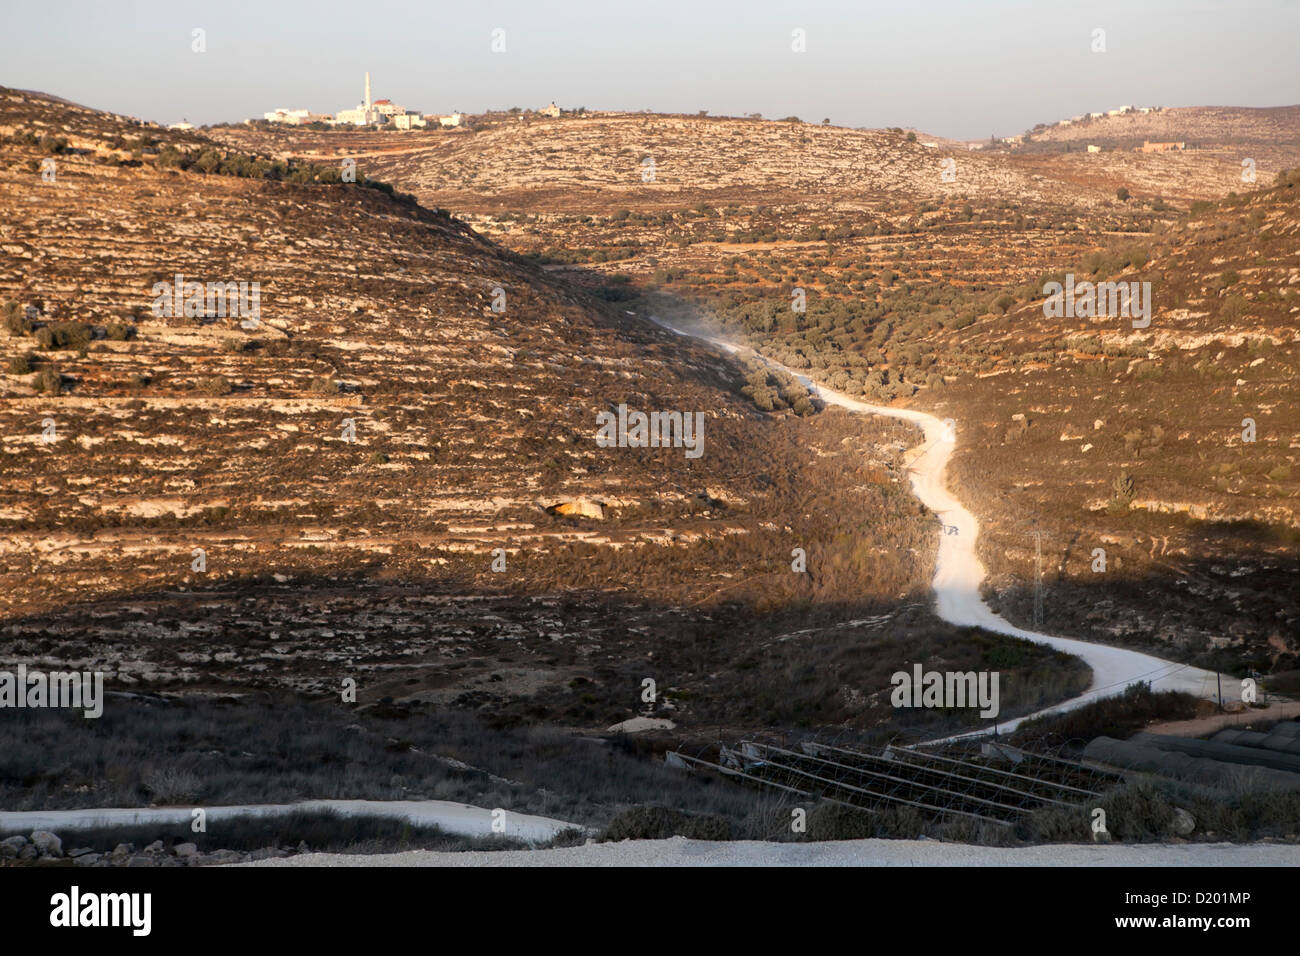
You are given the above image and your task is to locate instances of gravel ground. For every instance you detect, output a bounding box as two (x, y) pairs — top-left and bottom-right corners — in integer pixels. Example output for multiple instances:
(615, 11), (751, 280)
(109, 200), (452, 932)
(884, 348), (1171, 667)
(241, 836), (1300, 867)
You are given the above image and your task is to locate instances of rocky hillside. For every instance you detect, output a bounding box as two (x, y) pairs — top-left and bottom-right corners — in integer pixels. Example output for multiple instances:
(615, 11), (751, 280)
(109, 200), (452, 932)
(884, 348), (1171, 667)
(1024, 105), (1300, 150)
(923, 174), (1300, 676)
(215, 111), (1123, 213)
(231, 106), (1300, 687)
(3, 88), (1039, 740)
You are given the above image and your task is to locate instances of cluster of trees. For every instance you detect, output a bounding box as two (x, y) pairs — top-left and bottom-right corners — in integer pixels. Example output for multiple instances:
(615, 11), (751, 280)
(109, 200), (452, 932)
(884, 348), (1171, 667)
(6, 130), (69, 154)
(527, 244), (643, 265)
(609, 208), (676, 225)
(4, 301), (137, 352)
(151, 145), (418, 203)
(34, 321), (93, 351)
(106, 134), (157, 152)
(635, 180), (1243, 396)
(797, 223), (865, 242)
(737, 357), (816, 415)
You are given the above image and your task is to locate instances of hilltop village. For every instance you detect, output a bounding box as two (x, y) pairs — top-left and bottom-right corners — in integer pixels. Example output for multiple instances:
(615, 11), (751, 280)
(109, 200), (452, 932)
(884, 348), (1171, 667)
(255, 71), (561, 131)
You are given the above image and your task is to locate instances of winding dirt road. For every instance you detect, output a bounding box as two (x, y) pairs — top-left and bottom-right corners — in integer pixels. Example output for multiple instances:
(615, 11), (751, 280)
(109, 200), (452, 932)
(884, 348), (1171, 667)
(0, 320), (1238, 855)
(655, 317), (1231, 735)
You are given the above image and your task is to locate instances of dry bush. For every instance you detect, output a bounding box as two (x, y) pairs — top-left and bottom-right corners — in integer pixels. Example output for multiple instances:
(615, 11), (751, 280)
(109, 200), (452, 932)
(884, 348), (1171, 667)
(141, 767), (202, 804)
(197, 375), (232, 396)
(34, 366), (61, 395)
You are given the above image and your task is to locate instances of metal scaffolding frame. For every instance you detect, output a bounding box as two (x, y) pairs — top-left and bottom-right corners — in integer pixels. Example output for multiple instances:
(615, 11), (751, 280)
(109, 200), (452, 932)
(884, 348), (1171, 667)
(667, 734), (1121, 827)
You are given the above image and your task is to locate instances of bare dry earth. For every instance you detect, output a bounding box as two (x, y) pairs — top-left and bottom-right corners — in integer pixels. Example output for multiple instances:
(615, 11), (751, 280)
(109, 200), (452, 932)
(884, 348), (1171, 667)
(261, 109), (1300, 683)
(4, 88), (1068, 742)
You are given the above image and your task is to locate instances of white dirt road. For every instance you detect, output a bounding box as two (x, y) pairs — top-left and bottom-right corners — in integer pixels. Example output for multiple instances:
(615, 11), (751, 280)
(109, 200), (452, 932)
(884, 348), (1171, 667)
(0, 800), (574, 843)
(655, 318), (1229, 736)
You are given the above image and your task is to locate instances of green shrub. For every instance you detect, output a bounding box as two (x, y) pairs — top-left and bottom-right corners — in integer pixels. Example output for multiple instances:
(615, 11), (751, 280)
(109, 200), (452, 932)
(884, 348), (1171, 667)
(546, 827), (590, 848)
(1106, 470), (1135, 514)
(1025, 780), (1175, 843)
(6, 354), (34, 375)
(1113, 470), (1135, 502)
(198, 375), (232, 396)
(2, 301), (32, 336)
(35, 366), (61, 395)
(1014, 683), (1198, 749)
(106, 322), (135, 341)
(599, 805), (733, 842)
(1220, 294), (1248, 320)
(806, 802), (876, 840)
(39, 134), (69, 155)
(308, 376), (339, 396)
(41, 322), (93, 350)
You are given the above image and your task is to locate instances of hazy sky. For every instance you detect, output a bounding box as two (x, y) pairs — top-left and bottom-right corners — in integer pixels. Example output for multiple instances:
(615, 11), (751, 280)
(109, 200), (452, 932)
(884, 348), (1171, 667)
(2, 0), (1296, 139)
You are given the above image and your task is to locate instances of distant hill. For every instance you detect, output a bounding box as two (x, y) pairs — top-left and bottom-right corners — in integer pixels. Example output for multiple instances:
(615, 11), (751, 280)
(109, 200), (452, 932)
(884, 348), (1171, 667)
(1024, 105), (1300, 152)
(212, 111), (1120, 215)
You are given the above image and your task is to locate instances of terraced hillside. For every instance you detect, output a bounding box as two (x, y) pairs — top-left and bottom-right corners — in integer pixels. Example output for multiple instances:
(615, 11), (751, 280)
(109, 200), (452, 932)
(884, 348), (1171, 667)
(234, 107), (1300, 688)
(267, 110), (1286, 402)
(921, 177), (1300, 677)
(1023, 105), (1300, 151)
(1, 87), (1096, 757)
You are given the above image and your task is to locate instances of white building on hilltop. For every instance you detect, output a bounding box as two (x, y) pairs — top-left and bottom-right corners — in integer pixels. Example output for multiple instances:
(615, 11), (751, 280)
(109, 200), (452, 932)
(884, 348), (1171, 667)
(264, 108), (331, 125)
(334, 72), (427, 129)
(336, 72), (386, 126)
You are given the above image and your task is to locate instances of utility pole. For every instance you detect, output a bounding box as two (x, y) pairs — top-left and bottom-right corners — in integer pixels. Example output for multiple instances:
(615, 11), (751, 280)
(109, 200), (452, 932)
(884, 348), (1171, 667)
(1030, 530), (1046, 629)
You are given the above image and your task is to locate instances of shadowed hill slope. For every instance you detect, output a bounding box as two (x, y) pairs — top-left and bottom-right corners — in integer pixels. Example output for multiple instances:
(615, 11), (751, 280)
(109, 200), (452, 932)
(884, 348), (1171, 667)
(2, 87), (1066, 741)
(254, 106), (1300, 686)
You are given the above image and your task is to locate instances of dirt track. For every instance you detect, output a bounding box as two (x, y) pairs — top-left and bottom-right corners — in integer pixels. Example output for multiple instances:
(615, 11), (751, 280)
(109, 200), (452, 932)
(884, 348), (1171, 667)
(655, 317), (1233, 736)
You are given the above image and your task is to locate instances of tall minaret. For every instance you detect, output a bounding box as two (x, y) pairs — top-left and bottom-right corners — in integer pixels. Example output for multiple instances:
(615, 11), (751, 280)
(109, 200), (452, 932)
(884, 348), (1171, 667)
(364, 72), (372, 111)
